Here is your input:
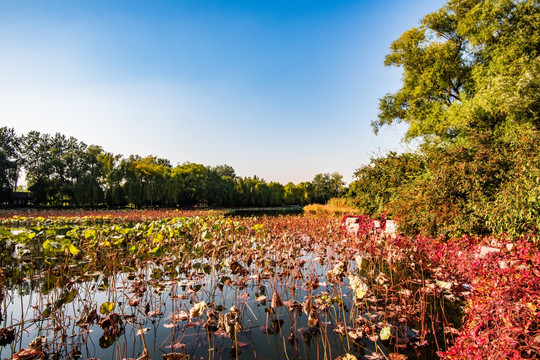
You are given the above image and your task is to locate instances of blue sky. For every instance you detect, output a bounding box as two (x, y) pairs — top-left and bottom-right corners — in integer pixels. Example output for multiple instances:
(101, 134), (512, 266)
(0, 0), (446, 184)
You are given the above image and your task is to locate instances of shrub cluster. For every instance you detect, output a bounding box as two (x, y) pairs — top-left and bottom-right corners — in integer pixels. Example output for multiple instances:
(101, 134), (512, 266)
(349, 129), (540, 238)
(353, 217), (540, 359)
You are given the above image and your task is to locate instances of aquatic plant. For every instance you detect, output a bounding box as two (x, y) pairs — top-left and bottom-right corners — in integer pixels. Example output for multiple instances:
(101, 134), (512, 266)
(0, 210), (536, 359)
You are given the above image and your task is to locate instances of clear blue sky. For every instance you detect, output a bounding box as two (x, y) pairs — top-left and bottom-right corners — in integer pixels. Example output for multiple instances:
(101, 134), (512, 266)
(0, 0), (445, 184)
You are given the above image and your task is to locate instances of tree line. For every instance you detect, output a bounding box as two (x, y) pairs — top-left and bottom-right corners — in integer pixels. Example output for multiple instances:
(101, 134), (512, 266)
(0, 128), (345, 208)
(348, 0), (539, 237)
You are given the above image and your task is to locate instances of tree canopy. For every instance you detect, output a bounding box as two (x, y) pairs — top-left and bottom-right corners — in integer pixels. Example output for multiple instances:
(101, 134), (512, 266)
(374, 0), (539, 143)
(352, 0), (540, 237)
(0, 127), (343, 208)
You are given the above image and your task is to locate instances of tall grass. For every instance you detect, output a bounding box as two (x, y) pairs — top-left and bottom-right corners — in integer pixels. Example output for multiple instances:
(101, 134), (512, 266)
(303, 198), (360, 216)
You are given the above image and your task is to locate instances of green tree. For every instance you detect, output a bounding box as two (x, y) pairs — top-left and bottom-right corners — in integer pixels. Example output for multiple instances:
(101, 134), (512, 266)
(390, 135), (513, 237)
(173, 162), (210, 206)
(71, 145), (105, 206)
(349, 152), (424, 217)
(309, 172), (345, 204)
(284, 182), (311, 205)
(22, 131), (90, 206)
(369, 0), (540, 237)
(374, 0), (539, 143)
(234, 176), (276, 206)
(0, 127), (21, 204)
(207, 166), (236, 206)
(482, 129), (540, 236)
(120, 155), (144, 207)
(133, 156), (175, 206)
(212, 164), (236, 179)
(97, 151), (124, 206)
(267, 182), (285, 206)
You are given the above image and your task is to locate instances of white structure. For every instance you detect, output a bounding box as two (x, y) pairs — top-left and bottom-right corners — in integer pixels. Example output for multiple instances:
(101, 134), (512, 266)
(342, 216), (398, 238)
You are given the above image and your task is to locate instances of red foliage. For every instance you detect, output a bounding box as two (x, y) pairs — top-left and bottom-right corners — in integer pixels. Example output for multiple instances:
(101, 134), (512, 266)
(345, 214), (539, 358)
(400, 235), (540, 359)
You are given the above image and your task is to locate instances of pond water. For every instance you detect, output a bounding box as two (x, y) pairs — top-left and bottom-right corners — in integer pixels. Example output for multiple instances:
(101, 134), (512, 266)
(2, 260), (394, 359)
(0, 214), (459, 359)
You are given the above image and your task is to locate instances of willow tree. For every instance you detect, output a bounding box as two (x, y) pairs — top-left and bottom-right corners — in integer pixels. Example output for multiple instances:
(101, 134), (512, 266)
(0, 127), (21, 203)
(374, 0), (539, 143)
(371, 0), (540, 236)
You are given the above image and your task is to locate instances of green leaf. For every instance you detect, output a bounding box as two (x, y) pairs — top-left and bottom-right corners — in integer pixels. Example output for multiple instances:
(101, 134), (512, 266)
(0, 228), (12, 237)
(128, 244), (139, 254)
(99, 302), (116, 315)
(15, 233), (28, 243)
(153, 233), (164, 243)
(380, 326), (392, 341)
(149, 245), (163, 257)
(42, 305), (52, 318)
(84, 229), (96, 239)
(66, 243), (80, 256)
(202, 264), (211, 275)
(111, 235), (124, 245)
(119, 227), (131, 235)
(43, 240), (62, 252)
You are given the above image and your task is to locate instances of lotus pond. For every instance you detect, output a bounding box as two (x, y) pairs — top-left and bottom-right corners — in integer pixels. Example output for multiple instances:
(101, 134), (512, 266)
(0, 210), (465, 360)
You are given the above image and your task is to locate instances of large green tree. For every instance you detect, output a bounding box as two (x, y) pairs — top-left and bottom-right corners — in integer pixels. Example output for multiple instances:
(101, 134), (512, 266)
(284, 182), (311, 205)
(349, 152), (424, 218)
(71, 145), (105, 206)
(374, 0), (539, 143)
(22, 132), (88, 206)
(0, 127), (21, 203)
(173, 162), (211, 206)
(365, 0), (539, 237)
(97, 151), (124, 206)
(309, 172), (345, 204)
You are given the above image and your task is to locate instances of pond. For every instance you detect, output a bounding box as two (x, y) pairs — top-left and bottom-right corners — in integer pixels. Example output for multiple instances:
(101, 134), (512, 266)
(0, 212), (463, 359)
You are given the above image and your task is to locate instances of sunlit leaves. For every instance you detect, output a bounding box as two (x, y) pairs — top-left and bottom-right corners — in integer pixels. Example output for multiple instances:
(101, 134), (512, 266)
(128, 244), (139, 254)
(379, 326), (392, 341)
(42, 237), (80, 256)
(348, 275), (368, 300)
(189, 301), (206, 318)
(84, 229), (96, 239)
(66, 243), (80, 255)
(149, 246), (163, 257)
(153, 233), (164, 243)
(99, 302), (115, 315)
(0, 228), (12, 237)
(377, 0), (539, 143)
(43, 240), (62, 252)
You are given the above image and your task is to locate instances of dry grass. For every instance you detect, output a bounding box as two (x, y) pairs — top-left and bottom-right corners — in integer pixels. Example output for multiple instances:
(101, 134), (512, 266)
(303, 197), (360, 216)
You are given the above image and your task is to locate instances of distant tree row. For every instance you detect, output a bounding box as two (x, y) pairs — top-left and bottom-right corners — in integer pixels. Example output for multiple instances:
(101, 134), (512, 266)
(0, 128), (345, 207)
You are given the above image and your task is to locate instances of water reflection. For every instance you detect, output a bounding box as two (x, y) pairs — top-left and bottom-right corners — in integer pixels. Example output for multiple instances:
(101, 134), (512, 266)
(0, 215), (460, 359)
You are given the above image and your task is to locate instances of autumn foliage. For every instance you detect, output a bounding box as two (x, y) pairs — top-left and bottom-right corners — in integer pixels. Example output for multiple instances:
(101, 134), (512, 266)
(350, 216), (540, 359)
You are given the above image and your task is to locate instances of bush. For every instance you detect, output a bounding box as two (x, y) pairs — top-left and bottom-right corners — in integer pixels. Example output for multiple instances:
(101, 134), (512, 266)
(348, 152), (424, 218)
(390, 132), (512, 237)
